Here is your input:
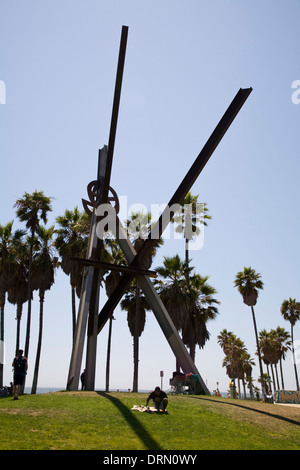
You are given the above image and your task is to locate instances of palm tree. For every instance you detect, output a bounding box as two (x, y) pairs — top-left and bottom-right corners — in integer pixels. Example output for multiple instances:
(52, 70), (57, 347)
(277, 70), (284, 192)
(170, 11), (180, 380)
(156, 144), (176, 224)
(271, 326), (291, 390)
(237, 349), (255, 399)
(259, 329), (278, 394)
(217, 329), (236, 355)
(218, 331), (252, 398)
(55, 207), (90, 342)
(155, 255), (190, 331)
(14, 190), (52, 360)
(268, 327), (291, 391)
(221, 334), (246, 398)
(125, 211), (163, 269)
(103, 239), (125, 391)
(234, 267), (265, 399)
(243, 352), (256, 400)
(280, 298), (300, 390)
(181, 273), (219, 362)
(0, 222), (25, 387)
(155, 255), (192, 372)
(7, 240), (30, 354)
(173, 192), (211, 271)
(31, 225), (58, 394)
(156, 255), (219, 367)
(121, 212), (163, 392)
(121, 279), (150, 392)
(172, 194), (214, 365)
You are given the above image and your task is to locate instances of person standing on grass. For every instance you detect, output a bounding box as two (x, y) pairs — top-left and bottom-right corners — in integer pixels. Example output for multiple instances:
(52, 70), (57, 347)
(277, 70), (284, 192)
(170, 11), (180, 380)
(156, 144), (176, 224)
(80, 369), (86, 390)
(146, 386), (168, 412)
(12, 349), (28, 400)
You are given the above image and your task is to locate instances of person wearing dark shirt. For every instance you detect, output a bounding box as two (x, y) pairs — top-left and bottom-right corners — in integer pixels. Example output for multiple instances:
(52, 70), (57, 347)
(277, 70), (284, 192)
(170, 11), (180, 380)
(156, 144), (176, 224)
(146, 386), (168, 412)
(80, 369), (86, 390)
(12, 349), (28, 400)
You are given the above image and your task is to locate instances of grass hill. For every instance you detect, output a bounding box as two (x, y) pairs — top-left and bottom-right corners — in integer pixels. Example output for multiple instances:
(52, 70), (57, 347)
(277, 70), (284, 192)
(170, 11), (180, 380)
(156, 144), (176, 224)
(0, 391), (299, 450)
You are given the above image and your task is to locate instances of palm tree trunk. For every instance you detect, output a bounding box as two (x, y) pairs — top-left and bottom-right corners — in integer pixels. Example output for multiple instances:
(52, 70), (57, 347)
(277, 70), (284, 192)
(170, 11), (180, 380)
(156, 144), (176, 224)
(0, 291), (5, 388)
(270, 364), (276, 396)
(132, 334), (139, 392)
(132, 286), (140, 393)
(274, 363), (280, 390)
(25, 228), (35, 360)
(105, 314), (113, 392)
(15, 302), (23, 354)
(237, 379), (241, 398)
(248, 377), (254, 400)
(250, 305), (266, 399)
(242, 378), (247, 399)
(190, 345), (196, 363)
(279, 357), (285, 390)
(291, 324), (300, 390)
(31, 290), (44, 394)
(185, 238), (189, 270)
(185, 238), (196, 364)
(266, 364), (270, 382)
(71, 285), (76, 344)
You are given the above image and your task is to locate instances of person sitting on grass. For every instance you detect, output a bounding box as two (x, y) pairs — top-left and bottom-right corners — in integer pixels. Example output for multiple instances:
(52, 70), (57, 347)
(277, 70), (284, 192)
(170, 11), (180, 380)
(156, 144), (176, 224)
(146, 386), (168, 412)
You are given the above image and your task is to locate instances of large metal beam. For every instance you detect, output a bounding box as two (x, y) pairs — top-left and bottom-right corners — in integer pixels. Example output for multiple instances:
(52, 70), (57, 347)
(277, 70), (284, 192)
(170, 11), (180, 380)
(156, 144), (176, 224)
(84, 27), (128, 390)
(101, 25), (128, 204)
(71, 257), (157, 278)
(83, 147), (108, 391)
(97, 87), (252, 332)
(67, 26), (129, 391)
(66, 206), (100, 390)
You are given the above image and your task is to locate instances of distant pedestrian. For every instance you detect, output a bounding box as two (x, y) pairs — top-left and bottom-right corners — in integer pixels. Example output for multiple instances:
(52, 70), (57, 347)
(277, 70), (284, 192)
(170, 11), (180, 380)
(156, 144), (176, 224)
(80, 369), (86, 390)
(12, 349), (28, 400)
(8, 382), (13, 394)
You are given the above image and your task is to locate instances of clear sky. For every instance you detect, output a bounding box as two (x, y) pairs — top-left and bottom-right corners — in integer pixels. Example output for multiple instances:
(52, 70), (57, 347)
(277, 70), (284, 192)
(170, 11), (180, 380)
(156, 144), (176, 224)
(1, 0), (299, 393)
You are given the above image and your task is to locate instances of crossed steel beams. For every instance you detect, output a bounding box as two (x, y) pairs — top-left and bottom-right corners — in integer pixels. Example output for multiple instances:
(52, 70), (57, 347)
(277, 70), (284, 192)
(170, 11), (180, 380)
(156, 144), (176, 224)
(66, 25), (252, 392)
(94, 87), (252, 395)
(97, 87), (253, 333)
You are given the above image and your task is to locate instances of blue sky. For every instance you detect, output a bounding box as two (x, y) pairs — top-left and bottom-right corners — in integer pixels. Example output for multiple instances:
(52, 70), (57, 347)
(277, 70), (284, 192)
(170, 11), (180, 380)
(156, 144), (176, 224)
(1, 1), (300, 393)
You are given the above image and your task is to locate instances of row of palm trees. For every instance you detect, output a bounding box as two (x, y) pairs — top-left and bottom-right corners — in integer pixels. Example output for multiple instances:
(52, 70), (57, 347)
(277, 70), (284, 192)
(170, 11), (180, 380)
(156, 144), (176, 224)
(0, 191), (58, 393)
(1, 190), (218, 393)
(259, 327), (291, 392)
(218, 330), (256, 398)
(3, 191), (298, 397)
(220, 267), (300, 398)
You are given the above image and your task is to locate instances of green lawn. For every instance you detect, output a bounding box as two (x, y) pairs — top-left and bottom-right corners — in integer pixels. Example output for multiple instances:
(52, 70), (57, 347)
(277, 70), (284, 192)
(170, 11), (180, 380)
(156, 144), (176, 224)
(0, 391), (299, 450)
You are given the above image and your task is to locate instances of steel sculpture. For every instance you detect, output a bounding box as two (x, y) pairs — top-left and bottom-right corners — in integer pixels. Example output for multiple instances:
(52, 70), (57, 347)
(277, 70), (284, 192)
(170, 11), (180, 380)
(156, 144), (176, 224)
(66, 25), (252, 393)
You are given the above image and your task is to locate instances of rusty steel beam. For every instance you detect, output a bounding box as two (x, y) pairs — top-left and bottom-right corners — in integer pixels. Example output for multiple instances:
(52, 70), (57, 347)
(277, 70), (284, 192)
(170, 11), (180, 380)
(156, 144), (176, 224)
(67, 27), (129, 391)
(101, 25), (128, 203)
(71, 257), (157, 278)
(97, 87), (252, 333)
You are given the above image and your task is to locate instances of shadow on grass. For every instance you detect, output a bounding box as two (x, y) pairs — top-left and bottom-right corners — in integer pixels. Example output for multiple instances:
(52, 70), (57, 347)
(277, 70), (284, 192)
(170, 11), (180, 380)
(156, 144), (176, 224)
(96, 392), (162, 450)
(191, 396), (300, 427)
